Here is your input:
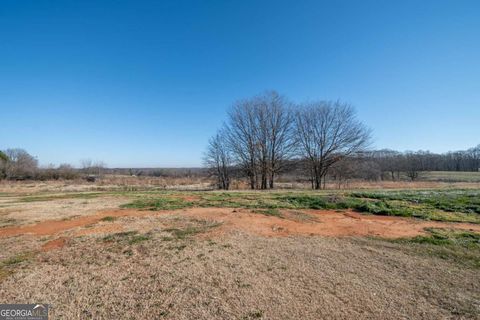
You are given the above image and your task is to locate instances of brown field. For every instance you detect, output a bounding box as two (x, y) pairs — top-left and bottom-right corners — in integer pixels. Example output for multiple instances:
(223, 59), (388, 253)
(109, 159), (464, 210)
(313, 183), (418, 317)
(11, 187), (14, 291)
(0, 180), (479, 319)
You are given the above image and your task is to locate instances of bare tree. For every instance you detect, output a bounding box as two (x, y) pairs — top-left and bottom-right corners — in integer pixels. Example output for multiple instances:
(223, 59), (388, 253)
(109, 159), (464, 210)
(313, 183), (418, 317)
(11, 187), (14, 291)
(81, 159), (93, 173)
(204, 130), (232, 190)
(226, 98), (260, 189)
(403, 152), (423, 181)
(225, 91), (294, 189)
(294, 101), (371, 189)
(91, 161), (106, 176)
(81, 159), (105, 175)
(259, 91), (294, 188)
(2, 149), (38, 179)
(370, 149), (403, 180)
(330, 158), (356, 189)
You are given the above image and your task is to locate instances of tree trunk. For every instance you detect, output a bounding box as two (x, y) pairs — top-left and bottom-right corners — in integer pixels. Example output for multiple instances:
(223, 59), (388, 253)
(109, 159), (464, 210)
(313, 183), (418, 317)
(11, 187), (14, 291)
(261, 172), (267, 190)
(269, 172), (274, 189)
(249, 173), (255, 190)
(314, 175), (321, 189)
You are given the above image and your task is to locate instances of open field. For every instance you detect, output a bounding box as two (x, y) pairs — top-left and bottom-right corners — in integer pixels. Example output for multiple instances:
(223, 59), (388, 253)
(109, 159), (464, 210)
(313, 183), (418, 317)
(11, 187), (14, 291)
(0, 182), (479, 319)
(423, 171), (480, 183)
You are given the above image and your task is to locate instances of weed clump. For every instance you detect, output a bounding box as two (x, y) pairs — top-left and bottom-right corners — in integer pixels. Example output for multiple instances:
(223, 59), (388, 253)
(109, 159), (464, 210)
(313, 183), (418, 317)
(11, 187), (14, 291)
(252, 208), (283, 218)
(101, 216), (116, 222)
(121, 197), (193, 210)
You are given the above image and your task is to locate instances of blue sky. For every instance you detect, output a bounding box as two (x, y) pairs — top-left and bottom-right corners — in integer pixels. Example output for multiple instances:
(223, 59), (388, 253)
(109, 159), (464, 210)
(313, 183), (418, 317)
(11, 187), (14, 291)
(1, 0), (479, 167)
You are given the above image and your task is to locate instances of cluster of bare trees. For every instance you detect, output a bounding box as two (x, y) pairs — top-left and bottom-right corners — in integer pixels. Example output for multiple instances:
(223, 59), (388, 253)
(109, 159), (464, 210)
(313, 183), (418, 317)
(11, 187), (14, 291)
(314, 146), (480, 185)
(224, 92), (295, 189)
(80, 159), (106, 176)
(0, 149), (108, 181)
(204, 91), (371, 189)
(0, 148), (80, 180)
(0, 149), (38, 180)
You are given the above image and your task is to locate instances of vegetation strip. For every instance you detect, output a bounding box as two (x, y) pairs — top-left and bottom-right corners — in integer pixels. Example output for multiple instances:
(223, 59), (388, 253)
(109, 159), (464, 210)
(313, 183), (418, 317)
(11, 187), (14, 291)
(120, 189), (480, 223)
(392, 228), (480, 268)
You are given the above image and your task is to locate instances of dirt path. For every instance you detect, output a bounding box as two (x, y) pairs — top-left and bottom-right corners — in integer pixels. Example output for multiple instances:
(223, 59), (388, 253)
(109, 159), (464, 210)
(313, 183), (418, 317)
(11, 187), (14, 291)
(1, 207), (479, 239)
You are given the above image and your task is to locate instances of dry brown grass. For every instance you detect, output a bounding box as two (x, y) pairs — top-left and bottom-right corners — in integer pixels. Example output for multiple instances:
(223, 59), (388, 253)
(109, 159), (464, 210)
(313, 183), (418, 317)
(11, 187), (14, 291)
(1, 183), (480, 319)
(0, 196), (130, 226)
(0, 175), (212, 195)
(0, 226), (478, 319)
(2, 176), (480, 195)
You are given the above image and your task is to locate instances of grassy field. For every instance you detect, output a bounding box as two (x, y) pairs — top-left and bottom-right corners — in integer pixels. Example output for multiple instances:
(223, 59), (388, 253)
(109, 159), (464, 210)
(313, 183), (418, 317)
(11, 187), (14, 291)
(423, 171), (480, 182)
(0, 184), (479, 319)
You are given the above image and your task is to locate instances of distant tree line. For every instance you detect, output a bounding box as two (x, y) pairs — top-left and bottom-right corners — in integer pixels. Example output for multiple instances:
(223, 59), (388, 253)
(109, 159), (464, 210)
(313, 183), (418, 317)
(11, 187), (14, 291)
(0, 149), (105, 181)
(0, 149), (206, 181)
(365, 146), (480, 181)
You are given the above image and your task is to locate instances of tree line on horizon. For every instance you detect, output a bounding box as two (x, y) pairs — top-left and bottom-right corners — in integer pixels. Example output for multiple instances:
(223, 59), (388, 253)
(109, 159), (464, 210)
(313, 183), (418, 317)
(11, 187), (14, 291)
(1, 95), (479, 186)
(203, 91), (480, 190)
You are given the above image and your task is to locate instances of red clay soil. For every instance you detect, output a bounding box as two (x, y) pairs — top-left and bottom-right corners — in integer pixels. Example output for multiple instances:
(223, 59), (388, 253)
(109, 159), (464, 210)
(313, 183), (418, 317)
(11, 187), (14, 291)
(41, 237), (68, 252)
(1, 207), (479, 239)
(176, 208), (480, 238)
(0, 210), (149, 238)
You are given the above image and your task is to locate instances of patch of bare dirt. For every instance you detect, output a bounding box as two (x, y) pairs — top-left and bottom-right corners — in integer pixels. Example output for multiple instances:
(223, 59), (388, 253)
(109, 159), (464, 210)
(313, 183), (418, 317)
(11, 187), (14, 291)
(178, 208), (480, 238)
(0, 209), (145, 237)
(41, 237), (68, 252)
(1, 207), (479, 240)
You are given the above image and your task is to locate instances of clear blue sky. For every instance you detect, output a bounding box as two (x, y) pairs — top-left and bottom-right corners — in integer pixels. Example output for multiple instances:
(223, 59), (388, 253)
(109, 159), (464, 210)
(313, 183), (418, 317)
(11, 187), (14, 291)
(1, 0), (479, 167)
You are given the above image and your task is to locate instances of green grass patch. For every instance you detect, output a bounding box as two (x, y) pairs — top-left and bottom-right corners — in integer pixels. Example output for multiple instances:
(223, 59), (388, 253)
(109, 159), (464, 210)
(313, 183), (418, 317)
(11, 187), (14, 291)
(406, 228), (480, 247)
(350, 190), (480, 214)
(279, 195), (331, 209)
(348, 189), (480, 222)
(394, 228), (480, 268)
(252, 208), (283, 218)
(121, 197), (193, 210)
